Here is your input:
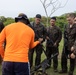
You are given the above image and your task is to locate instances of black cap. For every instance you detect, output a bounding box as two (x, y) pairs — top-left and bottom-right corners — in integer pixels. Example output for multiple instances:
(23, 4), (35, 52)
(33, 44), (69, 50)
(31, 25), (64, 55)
(15, 13), (30, 24)
(51, 17), (56, 21)
(36, 14), (41, 19)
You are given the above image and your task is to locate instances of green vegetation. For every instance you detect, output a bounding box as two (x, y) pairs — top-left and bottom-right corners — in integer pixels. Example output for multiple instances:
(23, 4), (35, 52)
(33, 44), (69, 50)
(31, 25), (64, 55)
(0, 65), (2, 75)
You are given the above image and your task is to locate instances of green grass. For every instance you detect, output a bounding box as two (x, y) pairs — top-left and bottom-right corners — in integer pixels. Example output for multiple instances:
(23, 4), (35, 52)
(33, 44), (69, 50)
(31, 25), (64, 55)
(0, 64), (2, 75)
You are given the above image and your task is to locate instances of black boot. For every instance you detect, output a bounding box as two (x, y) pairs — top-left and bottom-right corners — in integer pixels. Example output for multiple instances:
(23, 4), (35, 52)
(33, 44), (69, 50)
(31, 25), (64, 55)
(68, 71), (73, 75)
(54, 69), (58, 72)
(59, 70), (67, 74)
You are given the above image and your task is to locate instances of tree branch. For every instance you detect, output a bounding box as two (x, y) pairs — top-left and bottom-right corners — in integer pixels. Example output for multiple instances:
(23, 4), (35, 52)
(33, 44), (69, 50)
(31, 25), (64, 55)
(40, 0), (68, 26)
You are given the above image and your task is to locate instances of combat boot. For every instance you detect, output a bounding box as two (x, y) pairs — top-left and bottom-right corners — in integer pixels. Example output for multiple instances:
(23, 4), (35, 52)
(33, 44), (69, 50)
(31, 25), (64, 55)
(68, 71), (73, 75)
(59, 70), (67, 74)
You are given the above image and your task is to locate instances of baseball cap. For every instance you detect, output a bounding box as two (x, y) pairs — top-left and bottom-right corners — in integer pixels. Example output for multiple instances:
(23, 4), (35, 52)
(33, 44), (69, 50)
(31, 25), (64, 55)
(36, 14), (41, 19)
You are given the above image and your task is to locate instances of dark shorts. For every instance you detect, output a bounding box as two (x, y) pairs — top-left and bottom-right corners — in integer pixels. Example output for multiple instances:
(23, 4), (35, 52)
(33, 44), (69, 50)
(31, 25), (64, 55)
(2, 61), (30, 75)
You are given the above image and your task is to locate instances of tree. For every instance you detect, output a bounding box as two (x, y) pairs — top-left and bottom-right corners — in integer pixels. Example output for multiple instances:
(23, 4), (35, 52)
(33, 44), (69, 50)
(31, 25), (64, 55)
(0, 16), (6, 22)
(40, 0), (68, 26)
(4, 17), (15, 26)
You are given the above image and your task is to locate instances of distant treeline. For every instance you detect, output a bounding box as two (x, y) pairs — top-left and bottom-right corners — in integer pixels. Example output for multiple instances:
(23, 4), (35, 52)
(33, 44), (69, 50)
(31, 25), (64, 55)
(0, 12), (76, 32)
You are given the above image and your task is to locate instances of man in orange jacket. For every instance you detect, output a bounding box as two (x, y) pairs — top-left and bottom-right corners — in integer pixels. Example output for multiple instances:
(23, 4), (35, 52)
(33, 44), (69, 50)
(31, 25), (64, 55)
(0, 13), (43, 75)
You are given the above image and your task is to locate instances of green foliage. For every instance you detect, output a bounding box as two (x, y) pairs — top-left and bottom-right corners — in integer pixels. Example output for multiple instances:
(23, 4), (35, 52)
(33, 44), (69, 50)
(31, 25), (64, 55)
(41, 16), (50, 26)
(4, 17), (15, 26)
(0, 16), (15, 26)
(29, 17), (35, 22)
(56, 16), (67, 32)
(0, 16), (6, 22)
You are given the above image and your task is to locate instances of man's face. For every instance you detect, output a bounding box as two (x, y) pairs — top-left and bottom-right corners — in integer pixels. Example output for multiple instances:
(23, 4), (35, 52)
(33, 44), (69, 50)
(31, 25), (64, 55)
(74, 17), (76, 23)
(67, 17), (74, 24)
(35, 18), (41, 24)
(50, 19), (56, 26)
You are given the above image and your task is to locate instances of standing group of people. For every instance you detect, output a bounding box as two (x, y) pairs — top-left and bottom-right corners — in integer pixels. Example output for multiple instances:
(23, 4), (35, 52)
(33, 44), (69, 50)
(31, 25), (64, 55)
(29, 13), (76, 75)
(0, 13), (76, 75)
(59, 13), (76, 75)
(29, 14), (62, 73)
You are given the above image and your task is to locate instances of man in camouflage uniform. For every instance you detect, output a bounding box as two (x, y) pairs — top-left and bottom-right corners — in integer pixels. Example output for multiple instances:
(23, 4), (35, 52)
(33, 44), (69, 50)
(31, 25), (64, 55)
(59, 24), (68, 74)
(59, 13), (76, 75)
(46, 17), (62, 72)
(29, 14), (47, 68)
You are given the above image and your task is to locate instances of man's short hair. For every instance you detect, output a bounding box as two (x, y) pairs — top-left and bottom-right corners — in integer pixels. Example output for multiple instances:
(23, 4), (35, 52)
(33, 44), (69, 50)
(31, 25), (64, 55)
(66, 13), (75, 18)
(51, 17), (56, 21)
(36, 14), (41, 19)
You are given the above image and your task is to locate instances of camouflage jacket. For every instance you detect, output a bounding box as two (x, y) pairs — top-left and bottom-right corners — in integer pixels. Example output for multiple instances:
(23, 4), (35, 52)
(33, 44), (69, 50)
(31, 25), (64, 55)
(46, 25), (62, 46)
(65, 23), (76, 54)
(30, 22), (47, 42)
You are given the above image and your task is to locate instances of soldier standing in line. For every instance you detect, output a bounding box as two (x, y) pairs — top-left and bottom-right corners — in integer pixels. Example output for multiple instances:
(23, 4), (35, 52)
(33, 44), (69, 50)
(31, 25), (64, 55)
(29, 14), (47, 68)
(59, 24), (69, 74)
(59, 13), (76, 75)
(74, 16), (76, 66)
(46, 17), (62, 72)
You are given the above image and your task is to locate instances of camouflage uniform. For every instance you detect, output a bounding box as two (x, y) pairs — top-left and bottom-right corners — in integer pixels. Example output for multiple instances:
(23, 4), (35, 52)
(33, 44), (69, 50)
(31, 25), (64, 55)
(46, 25), (62, 70)
(29, 22), (47, 68)
(64, 23), (76, 74)
(59, 25), (68, 73)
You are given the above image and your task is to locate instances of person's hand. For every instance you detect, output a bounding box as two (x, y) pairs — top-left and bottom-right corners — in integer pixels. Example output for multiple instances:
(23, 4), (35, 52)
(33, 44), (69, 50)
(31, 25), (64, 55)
(70, 53), (75, 59)
(71, 46), (74, 51)
(38, 38), (43, 43)
(46, 36), (49, 40)
(54, 43), (57, 47)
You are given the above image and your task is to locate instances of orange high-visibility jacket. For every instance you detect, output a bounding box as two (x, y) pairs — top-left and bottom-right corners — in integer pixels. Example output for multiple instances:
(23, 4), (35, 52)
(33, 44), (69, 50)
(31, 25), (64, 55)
(0, 22), (39, 62)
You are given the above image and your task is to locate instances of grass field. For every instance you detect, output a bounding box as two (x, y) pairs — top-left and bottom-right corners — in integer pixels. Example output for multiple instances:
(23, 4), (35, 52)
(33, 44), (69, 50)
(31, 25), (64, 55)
(0, 65), (2, 75)
(0, 39), (76, 75)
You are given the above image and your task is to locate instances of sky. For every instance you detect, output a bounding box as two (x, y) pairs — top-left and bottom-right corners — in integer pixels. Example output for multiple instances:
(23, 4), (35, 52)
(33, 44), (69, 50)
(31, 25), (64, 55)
(0, 0), (76, 18)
